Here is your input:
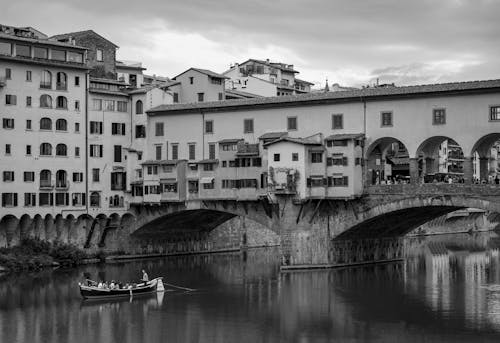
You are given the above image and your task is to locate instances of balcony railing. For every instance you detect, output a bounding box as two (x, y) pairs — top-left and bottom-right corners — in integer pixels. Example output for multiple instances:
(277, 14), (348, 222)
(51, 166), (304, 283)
(40, 81), (52, 89)
(237, 143), (259, 156)
(56, 82), (67, 91)
(40, 180), (53, 189)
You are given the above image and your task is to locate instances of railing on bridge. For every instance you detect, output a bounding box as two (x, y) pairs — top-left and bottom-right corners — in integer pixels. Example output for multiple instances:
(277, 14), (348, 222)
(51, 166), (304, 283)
(365, 183), (500, 196)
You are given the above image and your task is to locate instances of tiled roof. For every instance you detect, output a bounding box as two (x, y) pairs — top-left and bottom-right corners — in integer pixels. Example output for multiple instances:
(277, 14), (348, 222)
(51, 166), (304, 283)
(173, 67), (229, 80)
(218, 138), (243, 144)
(197, 159), (219, 164)
(264, 137), (323, 147)
(0, 32), (87, 50)
(89, 88), (129, 97)
(325, 133), (365, 141)
(225, 89), (263, 99)
(90, 77), (129, 86)
(50, 30), (119, 48)
(294, 78), (315, 85)
(242, 59), (299, 73)
(258, 132), (288, 140)
(148, 78), (500, 115)
(140, 159), (183, 165)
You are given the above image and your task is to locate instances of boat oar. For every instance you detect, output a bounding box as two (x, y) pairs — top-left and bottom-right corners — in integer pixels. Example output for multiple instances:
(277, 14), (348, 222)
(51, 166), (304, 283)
(162, 282), (196, 292)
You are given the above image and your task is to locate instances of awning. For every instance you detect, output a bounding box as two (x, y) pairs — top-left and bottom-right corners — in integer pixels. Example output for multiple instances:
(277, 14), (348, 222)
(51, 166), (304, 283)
(200, 177), (214, 184)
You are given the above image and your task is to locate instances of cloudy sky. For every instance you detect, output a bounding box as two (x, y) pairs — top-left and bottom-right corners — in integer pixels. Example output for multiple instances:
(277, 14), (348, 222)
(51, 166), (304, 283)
(2, 0), (499, 88)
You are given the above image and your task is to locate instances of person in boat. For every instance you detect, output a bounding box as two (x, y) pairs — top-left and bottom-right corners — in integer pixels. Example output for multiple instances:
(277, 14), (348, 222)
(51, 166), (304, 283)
(142, 270), (149, 282)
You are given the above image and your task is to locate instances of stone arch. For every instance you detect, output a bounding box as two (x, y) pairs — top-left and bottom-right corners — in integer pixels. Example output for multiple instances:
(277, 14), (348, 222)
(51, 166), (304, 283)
(18, 214), (32, 242)
(0, 215), (19, 247)
(32, 214), (44, 240)
(98, 213), (121, 249)
(84, 214), (107, 249)
(415, 136), (467, 183)
(44, 214), (55, 242)
(54, 214), (65, 241)
(75, 214), (93, 246)
(365, 137), (410, 185)
(470, 133), (500, 182)
(65, 214), (76, 244)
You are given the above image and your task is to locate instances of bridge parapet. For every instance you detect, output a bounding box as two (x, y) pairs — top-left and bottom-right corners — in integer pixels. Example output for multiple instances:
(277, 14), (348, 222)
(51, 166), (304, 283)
(365, 184), (500, 197)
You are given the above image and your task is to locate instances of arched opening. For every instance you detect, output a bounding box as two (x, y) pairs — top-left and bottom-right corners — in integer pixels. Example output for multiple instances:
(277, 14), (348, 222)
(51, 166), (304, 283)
(55, 118), (67, 131)
(56, 144), (67, 156)
(39, 94), (52, 108)
(0, 215), (19, 247)
(40, 70), (52, 89)
(90, 192), (100, 207)
(365, 137), (410, 185)
(416, 136), (466, 183)
(135, 100), (143, 114)
(40, 117), (52, 130)
(56, 72), (67, 90)
(40, 142), (52, 156)
(40, 169), (52, 187)
(56, 96), (67, 109)
(55, 170), (67, 188)
(470, 133), (500, 184)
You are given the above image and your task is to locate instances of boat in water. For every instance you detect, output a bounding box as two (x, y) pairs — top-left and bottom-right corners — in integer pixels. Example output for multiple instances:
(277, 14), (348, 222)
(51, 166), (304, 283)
(79, 277), (165, 299)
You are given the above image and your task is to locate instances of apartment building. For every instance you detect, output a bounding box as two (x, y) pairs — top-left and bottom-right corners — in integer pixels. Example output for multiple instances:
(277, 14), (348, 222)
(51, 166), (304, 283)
(0, 25), (88, 217)
(223, 59), (314, 97)
(169, 68), (228, 103)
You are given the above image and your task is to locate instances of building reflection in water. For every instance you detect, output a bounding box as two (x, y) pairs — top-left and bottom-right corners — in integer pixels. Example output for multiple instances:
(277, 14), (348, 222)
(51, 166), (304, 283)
(2, 236), (500, 342)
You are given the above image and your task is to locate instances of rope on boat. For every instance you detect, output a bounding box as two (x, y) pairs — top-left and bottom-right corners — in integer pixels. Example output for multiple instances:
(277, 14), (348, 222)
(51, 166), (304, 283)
(163, 282), (196, 292)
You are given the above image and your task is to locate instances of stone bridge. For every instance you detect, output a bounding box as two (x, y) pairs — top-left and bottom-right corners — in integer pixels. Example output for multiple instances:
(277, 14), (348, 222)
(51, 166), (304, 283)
(2, 184), (500, 268)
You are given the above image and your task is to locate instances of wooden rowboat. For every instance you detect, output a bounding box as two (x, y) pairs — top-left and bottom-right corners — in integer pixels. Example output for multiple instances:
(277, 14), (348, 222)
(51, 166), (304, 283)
(79, 277), (165, 299)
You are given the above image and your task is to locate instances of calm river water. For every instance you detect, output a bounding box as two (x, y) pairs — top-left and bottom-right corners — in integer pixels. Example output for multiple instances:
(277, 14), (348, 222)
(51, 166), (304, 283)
(2, 232), (500, 342)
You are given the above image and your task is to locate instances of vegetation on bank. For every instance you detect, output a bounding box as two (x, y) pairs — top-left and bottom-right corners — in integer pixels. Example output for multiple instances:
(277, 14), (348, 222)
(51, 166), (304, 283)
(0, 238), (88, 272)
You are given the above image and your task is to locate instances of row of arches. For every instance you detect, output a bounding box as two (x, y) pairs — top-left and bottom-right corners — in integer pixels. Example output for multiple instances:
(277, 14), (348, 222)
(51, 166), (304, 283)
(40, 70), (68, 90)
(40, 118), (68, 131)
(40, 95), (68, 109)
(39, 143), (69, 156)
(40, 170), (68, 187)
(366, 133), (500, 184)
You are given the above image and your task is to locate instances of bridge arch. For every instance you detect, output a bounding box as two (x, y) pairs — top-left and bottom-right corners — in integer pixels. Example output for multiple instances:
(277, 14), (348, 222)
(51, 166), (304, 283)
(470, 133), (500, 182)
(365, 137), (410, 185)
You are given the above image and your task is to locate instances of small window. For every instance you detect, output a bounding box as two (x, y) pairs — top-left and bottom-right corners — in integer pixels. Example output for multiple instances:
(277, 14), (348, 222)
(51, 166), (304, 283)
(103, 100), (114, 111)
(56, 96), (67, 109)
(244, 119), (254, 133)
(75, 147), (80, 157)
(171, 144), (179, 160)
(135, 100), (143, 114)
(75, 101), (80, 111)
(381, 111), (393, 127)
(75, 123), (80, 133)
(56, 119), (67, 131)
(26, 70), (31, 81)
(208, 143), (216, 159)
(135, 125), (146, 138)
(433, 109), (446, 125)
(197, 93), (204, 102)
(218, 92), (223, 101)
(490, 106), (500, 121)
(5, 144), (11, 155)
(155, 145), (162, 160)
(3, 171), (14, 181)
(26, 96), (32, 107)
(24, 172), (34, 182)
(92, 169), (100, 182)
(311, 152), (323, 163)
(40, 117), (52, 130)
(3, 118), (14, 129)
(155, 122), (164, 136)
(26, 120), (32, 130)
(188, 144), (196, 160)
(75, 76), (80, 86)
(5, 94), (17, 105)
(287, 117), (297, 131)
(274, 153), (280, 162)
(96, 49), (103, 61)
(92, 99), (102, 111)
(332, 114), (343, 129)
(26, 145), (32, 155)
(189, 77), (194, 84)
(205, 120), (213, 134)
(173, 93), (179, 103)
(5, 68), (11, 79)
(114, 145), (122, 162)
(292, 153), (299, 161)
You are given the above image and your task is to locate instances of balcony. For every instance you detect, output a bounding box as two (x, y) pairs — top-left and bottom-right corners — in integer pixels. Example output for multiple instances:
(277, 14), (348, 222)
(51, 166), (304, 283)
(56, 82), (67, 91)
(236, 143), (259, 156)
(40, 81), (52, 89)
(40, 180), (54, 190)
(55, 179), (69, 190)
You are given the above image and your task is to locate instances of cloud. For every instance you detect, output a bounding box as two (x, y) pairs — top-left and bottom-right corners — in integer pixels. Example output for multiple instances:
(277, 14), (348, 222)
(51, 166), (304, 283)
(1, 0), (499, 87)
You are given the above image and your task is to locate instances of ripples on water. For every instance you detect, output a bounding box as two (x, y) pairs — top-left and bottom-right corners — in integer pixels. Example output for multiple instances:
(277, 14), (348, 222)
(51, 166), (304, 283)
(1, 233), (500, 342)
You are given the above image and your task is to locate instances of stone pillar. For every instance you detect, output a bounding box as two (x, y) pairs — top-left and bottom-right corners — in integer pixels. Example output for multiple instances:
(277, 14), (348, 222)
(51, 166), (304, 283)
(479, 157), (489, 182)
(409, 158), (419, 184)
(425, 157), (436, 174)
(363, 159), (371, 187)
(463, 157), (473, 184)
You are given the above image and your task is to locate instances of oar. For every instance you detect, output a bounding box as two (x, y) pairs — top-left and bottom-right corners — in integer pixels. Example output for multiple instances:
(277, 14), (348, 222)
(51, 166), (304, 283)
(162, 282), (196, 292)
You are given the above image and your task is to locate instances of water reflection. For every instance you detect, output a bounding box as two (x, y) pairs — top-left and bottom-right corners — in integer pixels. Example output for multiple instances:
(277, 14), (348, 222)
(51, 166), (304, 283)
(2, 235), (500, 342)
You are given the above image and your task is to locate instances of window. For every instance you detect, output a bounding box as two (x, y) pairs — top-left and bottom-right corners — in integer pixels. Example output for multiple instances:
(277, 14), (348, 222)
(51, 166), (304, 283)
(274, 153), (280, 162)
(5, 68), (11, 79)
(203, 181), (214, 190)
(40, 70), (52, 89)
(111, 172), (126, 191)
(155, 145), (162, 160)
(92, 169), (100, 182)
(331, 176), (349, 187)
(244, 119), (254, 133)
(490, 106), (500, 121)
(24, 193), (36, 207)
(332, 114), (343, 129)
(75, 123), (80, 133)
(189, 77), (194, 84)
(90, 121), (103, 134)
(103, 100), (114, 111)
(75, 76), (80, 86)
(26, 70), (31, 81)
(218, 92), (223, 101)
(381, 111), (393, 127)
(55, 192), (68, 206)
(68, 52), (83, 63)
(75, 147), (80, 157)
(433, 109), (446, 125)
(0, 42), (12, 56)
(90, 192), (100, 207)
(40, 143), (52, 155)
(24, 171), (34, 182)
(52, 50), (66, 62)
(90, 144), (103, 157)
(26, 96), (32, 107)
(147, 166), (158, 175)
(114, 145), (122, 162)
(205, 120), (213, 134)
(135, 100), (143, 114)
(92, 99), (102, 110)
(1, 193), (17, 207)
(39, 192), (53, 206)
(203, 163), (214, 171)
(5, 144), (11, 155)
(75, 101), (80, 111)
(56, 144), (67, 156)
(188, 144), (196, 160)
(17, 44), (30, 57)
(26, 120), (31, 130)
(3, 118), (14, 129)
(155, 122), (164, 136)
(33, 46), (47, 59)
(172, 144), (179, 160)
(72, 193), (86, 206)
(56, 119), (67, 131)
(56, 72), (67, 90)
(56, 96), (67, 109)
(287, 116), (297, 130)
(96, 49), (103, 61)
(3, 171), (14, 181)
(292, 153), (299, 161)
(332, 155), (348, 166)
(26, 145), (31, 155)
(173, 93), (179, 103)
(311, 152), (323, 163)
(209, 143), (216, 159)
(40, 94), (52, 108)
(135, 125), (146, 138)
(117, 101), (128, 112)
(197, 93), (204, 102)
(111, 123), (126, 135)
(5, 94), (17, 105)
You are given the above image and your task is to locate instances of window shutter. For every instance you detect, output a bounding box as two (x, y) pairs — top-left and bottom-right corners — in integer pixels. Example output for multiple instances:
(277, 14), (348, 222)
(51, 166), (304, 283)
(1, 194), (5, 206)
(65, 193), (69, 206)
(32, 193), (36, 206)
(307, 178), (311, 187)
(50, 193), (54, 205)
(99, 122), (103, 134)
(343, 157), (348, 166)
(82, 193), (86, 206)
(13, 193), (17, 206)
(99, 145), (103, 157)
(343, 176), (349, 186)
(122, 123), (125, 134)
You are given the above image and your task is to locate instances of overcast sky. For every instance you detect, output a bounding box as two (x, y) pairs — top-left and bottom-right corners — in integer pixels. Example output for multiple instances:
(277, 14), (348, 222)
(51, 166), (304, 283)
(2, 0), (499, 88)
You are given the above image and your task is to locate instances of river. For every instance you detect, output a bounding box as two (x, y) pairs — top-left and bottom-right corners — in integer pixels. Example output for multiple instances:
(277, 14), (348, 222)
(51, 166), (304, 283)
(1, 232), (500, 342)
